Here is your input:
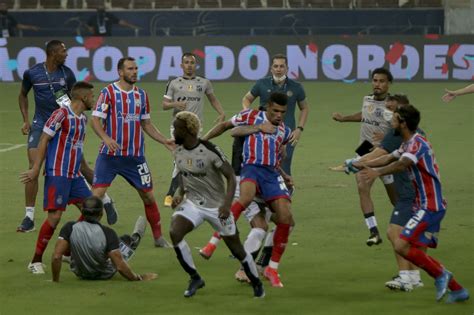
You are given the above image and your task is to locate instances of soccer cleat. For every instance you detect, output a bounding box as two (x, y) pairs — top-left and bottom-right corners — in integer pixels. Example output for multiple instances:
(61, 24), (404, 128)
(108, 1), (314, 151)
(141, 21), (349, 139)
(252, 281), (265, 298)
(184, 278), (205, 298)
(28, 262), (45, 274)
(385, 276), (413, 292)
(411, 279), (424, 288)
(366, 232), (383, 246)
(163, 195), (173, 207)
(154, 236), (171, 248)
(17, 217), (35, 233)
(445, 288), (469, 304)
(434, 269), (452, 301)
(263, 266), (283, 288)
(130, 216), (146, 250)
(235, 268), (250, 283)
(199, 243), (217, 260)
(104, 199), (118, 225)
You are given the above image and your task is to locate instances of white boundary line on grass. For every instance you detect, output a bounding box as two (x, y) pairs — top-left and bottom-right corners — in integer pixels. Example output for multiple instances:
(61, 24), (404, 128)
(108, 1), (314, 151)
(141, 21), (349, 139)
(0, 143), (26, 152)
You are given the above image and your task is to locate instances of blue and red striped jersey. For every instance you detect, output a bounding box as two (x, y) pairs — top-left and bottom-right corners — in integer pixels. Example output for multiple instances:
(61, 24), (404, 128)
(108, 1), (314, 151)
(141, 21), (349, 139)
(43, 106), (87, 178)
(92, 83), (151, 157)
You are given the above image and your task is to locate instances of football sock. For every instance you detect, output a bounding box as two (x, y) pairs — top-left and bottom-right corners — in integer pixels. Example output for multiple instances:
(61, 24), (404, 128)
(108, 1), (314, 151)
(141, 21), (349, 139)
(166, 175), (180, 196)
(230, 201), (245, 221)
(244, 228), (266, 255)
(33, 220), (56, 262)
(102, 193), (111, 204)
(241, 253), (260, 286)
(144, 202), (162, 239)
(174, 240), (199, 279)
(408, 270), (421, 283)
(257, 228), (275, 266)
(269, 223), (291, 269)
(405, 246), (443, 278)
(209, 232), (222, 245)
(25, 207), (35, 220)
(364, 212), (379, 234)
(448, 277), (463, 291)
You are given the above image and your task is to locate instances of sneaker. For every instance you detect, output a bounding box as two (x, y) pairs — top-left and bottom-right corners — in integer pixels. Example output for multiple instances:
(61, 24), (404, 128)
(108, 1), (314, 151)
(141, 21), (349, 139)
(130, 216), (146, 250)
(17, 217), (35, 233)
(385, 276), (413, 292)
(434, 269), (452, 301)
(263, 266), (283, 288)
(154, 236), (171, 248)
(184, 277), (205, 298)
(28, 262), (45, 274)
(199, 243), (217, 260)
(164, 195), (173, 207)
(252, 281), (265, 298)
(366, 232), (382, 246)
(446, 288), (469, 304)
(235, 268), (250, 283)
(104, 199), (118, 225)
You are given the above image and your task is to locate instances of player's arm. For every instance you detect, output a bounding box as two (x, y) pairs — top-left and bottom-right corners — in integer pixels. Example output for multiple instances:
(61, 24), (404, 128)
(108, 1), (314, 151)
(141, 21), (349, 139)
(230, 121), (276, 137)
(51, 238), (70, 282)
(108, 249), (151, 281)
(19, 132), (51, 183)
(206, 92), (225, 123)
(172, 173), (185, 208)
(217, 161), (236, 220)
(201, 120), (234, 141)
(162, 97), (186, 111)
(359, 157), (413, 183)
(118, 19), (139, 30)
(332, 111), (362, 122)
(356, 147), (389, 163)
(140, 119), (175, 151)
(352, 151), (397, 170)
(289, 99), (309, 145)
(442, 84), (474, 102)
(91, 116), (120, 152)
(242, 92), (256, 109)
(16, 23), (39, 31)
(19, 80), (32, 135)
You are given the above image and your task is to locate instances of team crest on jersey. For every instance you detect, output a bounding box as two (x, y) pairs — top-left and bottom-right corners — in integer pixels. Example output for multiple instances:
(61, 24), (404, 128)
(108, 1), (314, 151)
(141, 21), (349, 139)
(59, 78), (65, 86)
(196, 85), (203, 92)
(126, 98), (131, 104)
(187, 85), (193, 91)
(195, 159), (204, 169)
(135, 99), (141, 107)
(287, 90), (293, 97)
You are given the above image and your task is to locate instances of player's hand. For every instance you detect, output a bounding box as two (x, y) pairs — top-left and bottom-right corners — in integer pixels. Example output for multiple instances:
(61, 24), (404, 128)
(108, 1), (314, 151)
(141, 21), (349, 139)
(19, 168), (39, 184)
(282, 173), (294, 190)
(218, 205), (230, 220)
(359, 166), (380, 183)
(214, 114), (225, 124)
(441, 89), (456, 103)
(21, 121), (31, 135)
(175, 101), (187, 111)
(164, 139), (176, 152)
(140, 273), (158, 281)
(332, 112), (344, 122)
(171, 196), (182, 209)
(104, 137), (120, 152)
(258, 121), (277, 134)
(372, 132), (384, 143)
(288, 128), (302, 146)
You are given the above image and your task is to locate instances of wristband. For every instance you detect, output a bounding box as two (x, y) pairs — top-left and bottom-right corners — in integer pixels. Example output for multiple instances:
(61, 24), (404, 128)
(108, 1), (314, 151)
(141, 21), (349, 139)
(297, 126), (304, 132)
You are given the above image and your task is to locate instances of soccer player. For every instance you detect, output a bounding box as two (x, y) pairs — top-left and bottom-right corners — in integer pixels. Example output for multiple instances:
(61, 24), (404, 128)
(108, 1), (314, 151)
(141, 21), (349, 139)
(332, 67), (397, 246)
(19, 81), (96, 274)
(18, 39), (116, 232)
(51, 196), (157, 282)
(162, 52), (225, 207)
(442, 84), (474, 102)
(242, 53), (309, 176)
(91, 57), (173, 248)
(169, 111), (264, 298)
(357, 105), (469, 303)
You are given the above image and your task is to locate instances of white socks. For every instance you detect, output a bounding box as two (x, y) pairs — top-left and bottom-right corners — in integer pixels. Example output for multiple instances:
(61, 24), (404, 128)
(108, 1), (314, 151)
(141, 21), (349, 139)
(244, 228), (266, 254)
(25, 207), (35, 220)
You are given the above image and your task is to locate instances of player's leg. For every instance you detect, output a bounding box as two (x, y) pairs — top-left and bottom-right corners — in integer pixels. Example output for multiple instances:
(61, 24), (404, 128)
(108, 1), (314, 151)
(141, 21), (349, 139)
(91, 154), (118, 224)
(80, 155), (117, 223)
(355, 172), (382, 246)
(137, 189), (170, 248)
(169, 200), (205, 297)
(163, 163), (180, 207)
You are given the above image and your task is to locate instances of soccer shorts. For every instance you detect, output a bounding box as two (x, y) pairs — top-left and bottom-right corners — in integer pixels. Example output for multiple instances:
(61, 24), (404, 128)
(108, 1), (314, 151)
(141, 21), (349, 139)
(172, 199), (236, 236)
(400, 208), (445, 248)
(240, 164), (291, 203)
(93, 154), (153, 192)
(27, 125), (43, 149)
(235, 175), (271, 223)
(389, 199), (415, 226)
(381, 174), (394, 185)
(44, 176), (92, 211)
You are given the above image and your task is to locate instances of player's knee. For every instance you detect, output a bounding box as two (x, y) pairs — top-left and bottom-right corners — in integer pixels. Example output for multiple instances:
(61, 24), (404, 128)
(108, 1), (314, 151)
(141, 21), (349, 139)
(140, 192), (155, 205)
(393, 239), (409, 256)
(47, 211), (62, 227)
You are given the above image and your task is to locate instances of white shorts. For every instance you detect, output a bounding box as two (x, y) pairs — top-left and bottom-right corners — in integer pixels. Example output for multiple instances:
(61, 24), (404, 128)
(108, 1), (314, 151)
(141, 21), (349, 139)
(235, 176), (271, 223)
(172, 199), (236, 236)
(380, 174), (394, 185)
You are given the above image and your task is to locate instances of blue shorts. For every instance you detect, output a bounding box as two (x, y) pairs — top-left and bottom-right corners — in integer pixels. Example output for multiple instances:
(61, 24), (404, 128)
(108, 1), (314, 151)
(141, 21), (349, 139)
(390, 199), (415, 226)
(44, 176), (92, 211)
(93, 154), (153, 192)
(240, 164), (290, 203)
(27, 125), (43, 149)
(400, 209), (445, 248)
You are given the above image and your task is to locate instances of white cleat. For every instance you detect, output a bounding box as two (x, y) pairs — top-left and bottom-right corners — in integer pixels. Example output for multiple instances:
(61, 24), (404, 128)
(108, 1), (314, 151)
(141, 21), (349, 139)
(28, 262), (46, 274)
(385, 276), (414, 292)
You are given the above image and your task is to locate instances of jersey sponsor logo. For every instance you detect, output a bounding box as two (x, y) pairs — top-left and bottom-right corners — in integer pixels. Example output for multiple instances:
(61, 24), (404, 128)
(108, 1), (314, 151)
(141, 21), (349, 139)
(361, 118), (381, 126)
(182, 170), (206, 178)
(177, 96), (201, 102)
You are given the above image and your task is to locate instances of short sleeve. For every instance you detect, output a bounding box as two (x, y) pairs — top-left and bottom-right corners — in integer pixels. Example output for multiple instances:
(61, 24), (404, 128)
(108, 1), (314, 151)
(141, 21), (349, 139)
(401, 138), (427, 164)
(230, 109), (255, 127)
(380, 130), (402, 153)
(102, 226), (120, 253)
(163, 79), (175, 100)
(141, 90), (151, 120)
(58, 221), (75, 242)
(92, 88), (110, 119)
(296, 83), (306, 102)
(65, 67), (77, 92)
(43, 108), (67, 137)
(204, 79), (214, 95)
(283, 126), (292, 144)
(249, 82), (260, 98)
(21, 69), (33, 93)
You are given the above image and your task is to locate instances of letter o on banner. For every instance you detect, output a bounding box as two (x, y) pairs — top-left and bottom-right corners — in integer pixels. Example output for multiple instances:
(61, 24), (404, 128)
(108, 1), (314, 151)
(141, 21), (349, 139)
(93, 46), (123, 82)
(239, 45), (269, 80)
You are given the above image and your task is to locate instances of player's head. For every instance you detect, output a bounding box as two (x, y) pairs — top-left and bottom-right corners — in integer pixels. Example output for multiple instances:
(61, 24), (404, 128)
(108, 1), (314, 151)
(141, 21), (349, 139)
(181, 53), (197, 77)
(392, 104), (420, 134)
(71, 81), (95, 110)
(173, 111), (201, 145)
(386, 94), (409, 111)
(371, 68), (393, 97)
(271, 54), (288, 80)
(266, 92), (288, 126)
(118, 57), (138, 85)
(46, 40), (67, 65)
(81, 196), (104, 223)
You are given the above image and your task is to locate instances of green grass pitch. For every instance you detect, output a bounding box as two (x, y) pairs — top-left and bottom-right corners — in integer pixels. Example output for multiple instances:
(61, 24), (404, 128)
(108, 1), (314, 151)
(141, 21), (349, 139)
(0, 81), (472, 315)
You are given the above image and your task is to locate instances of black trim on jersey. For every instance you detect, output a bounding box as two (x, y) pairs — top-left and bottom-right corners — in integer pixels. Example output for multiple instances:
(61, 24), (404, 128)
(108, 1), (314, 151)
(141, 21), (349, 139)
(164, 76), (177, 95)
(99, 225), (120, 253)
(200, 139), (228, 163)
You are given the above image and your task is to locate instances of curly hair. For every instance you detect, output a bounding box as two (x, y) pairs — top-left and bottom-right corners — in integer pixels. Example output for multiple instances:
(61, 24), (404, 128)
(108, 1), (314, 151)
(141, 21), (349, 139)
(175, 111), (201, 136)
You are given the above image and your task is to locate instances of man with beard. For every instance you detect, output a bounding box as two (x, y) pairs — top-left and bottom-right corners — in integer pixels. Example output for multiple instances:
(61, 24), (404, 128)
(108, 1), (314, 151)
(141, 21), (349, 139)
(18, 40), (117, 233)
(20, 82), (96, 274)
(90, 57), (174, 248)
(332, 68), (397, 246)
